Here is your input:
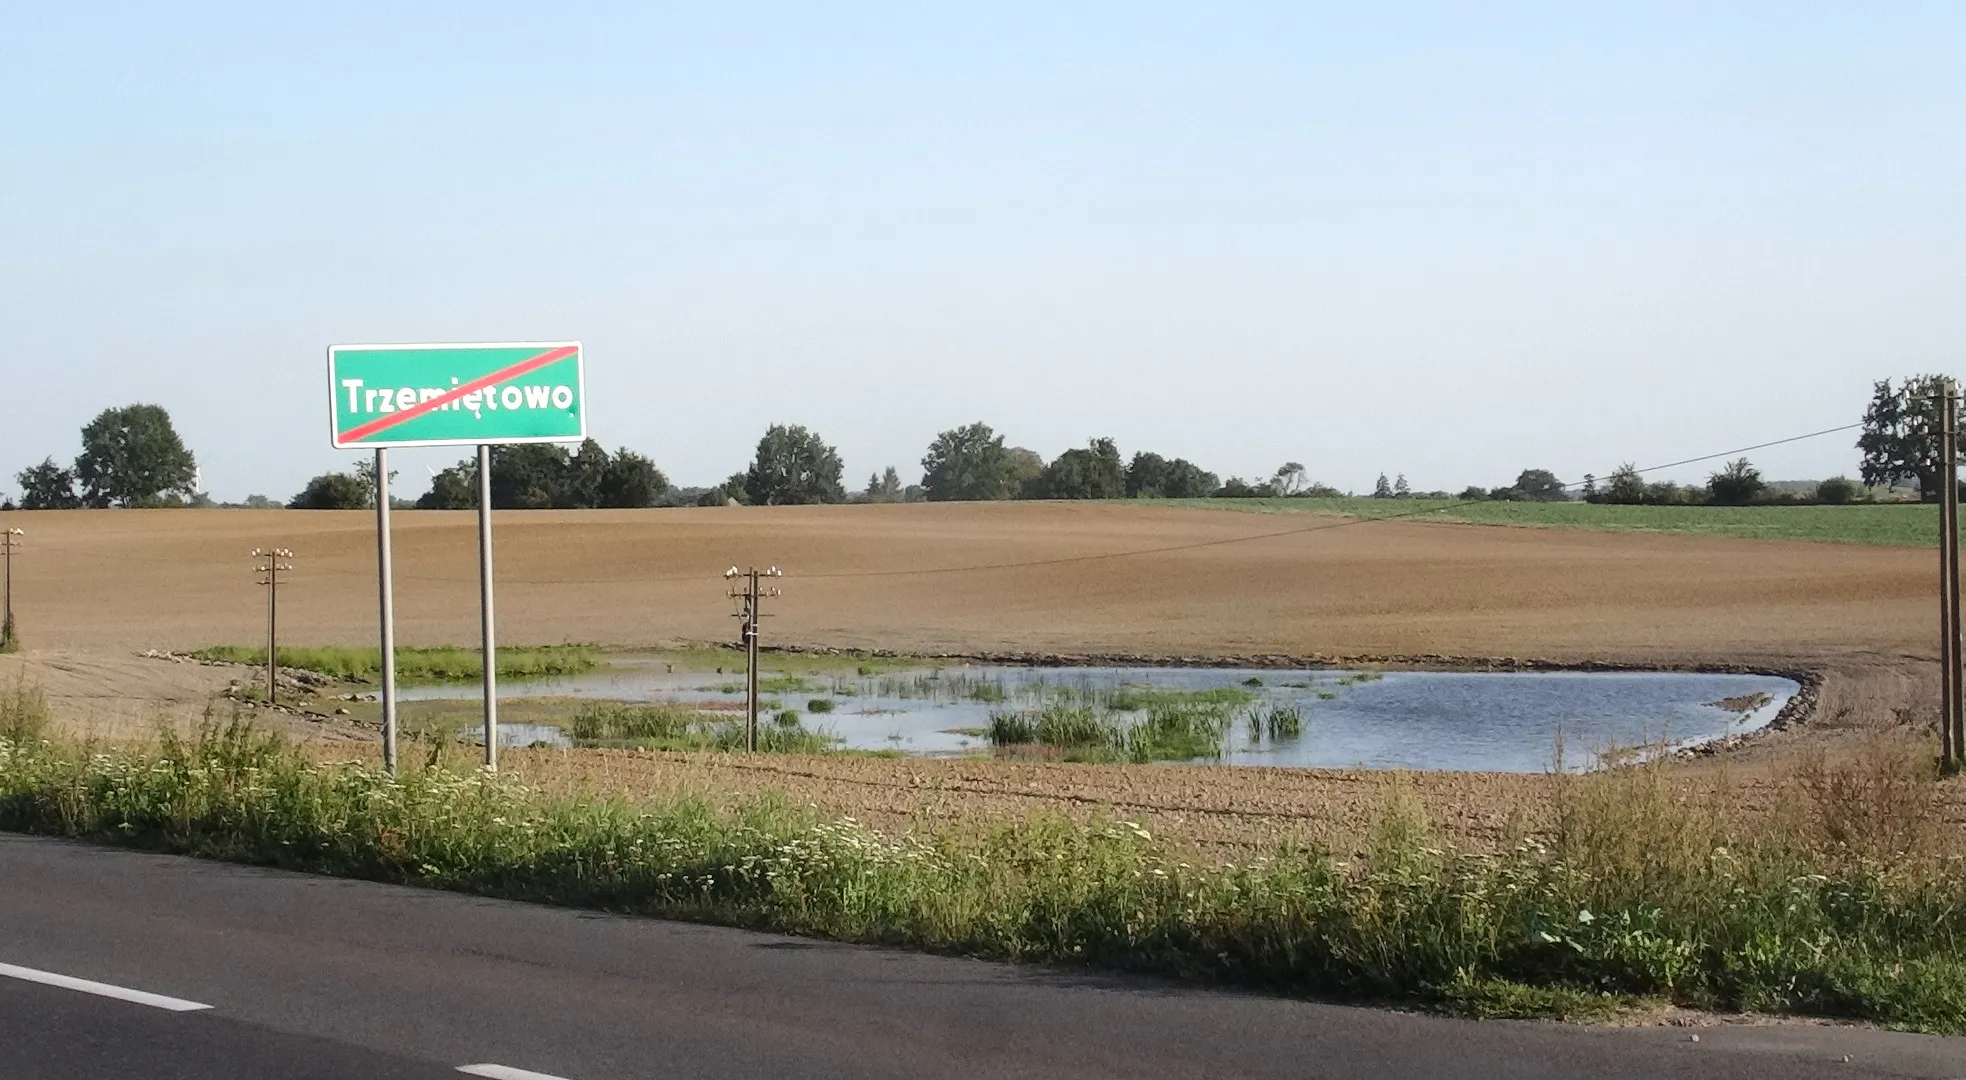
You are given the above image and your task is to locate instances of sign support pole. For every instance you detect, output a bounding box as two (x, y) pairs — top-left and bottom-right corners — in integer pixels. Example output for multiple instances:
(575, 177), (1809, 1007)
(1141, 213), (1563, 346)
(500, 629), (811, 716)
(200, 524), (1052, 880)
(1946, 383), (1962, 772)
(477, 443), (499, 771)
(375, 448), (398, 776)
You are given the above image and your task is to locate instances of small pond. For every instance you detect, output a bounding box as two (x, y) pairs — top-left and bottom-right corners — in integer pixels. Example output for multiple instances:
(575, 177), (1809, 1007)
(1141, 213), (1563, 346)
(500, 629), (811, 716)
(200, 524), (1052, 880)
(402, 661), (1798, 772)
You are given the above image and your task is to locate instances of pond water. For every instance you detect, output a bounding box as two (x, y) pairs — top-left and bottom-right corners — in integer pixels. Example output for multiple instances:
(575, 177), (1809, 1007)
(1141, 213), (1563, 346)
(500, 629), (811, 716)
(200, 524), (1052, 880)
(402, 661), (1798, 772)
(456, 722), (574, 750)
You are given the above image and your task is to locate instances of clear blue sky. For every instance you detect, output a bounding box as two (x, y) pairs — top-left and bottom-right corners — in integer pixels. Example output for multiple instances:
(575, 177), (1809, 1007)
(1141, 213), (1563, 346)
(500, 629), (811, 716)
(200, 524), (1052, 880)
(3, 3), (1960, 500)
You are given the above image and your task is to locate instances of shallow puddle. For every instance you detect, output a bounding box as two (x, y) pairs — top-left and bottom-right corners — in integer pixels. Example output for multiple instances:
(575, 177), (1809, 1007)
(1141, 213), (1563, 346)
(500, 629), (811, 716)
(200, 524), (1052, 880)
(403, 661), (1798, 772)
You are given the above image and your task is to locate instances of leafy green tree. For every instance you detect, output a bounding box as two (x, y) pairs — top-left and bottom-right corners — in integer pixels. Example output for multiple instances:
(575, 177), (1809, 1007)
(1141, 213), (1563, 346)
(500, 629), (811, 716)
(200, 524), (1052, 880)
(599, 449), (667, 507)
(1603, 463), (1647, 504)
(864, 466), (904, 503)
(1124, 452), (1171, 498)
(922, 423), (1019, 501)
(1458, 485), (1488, 501)
(745, 425), (845, 505)
(15, 458), (81, 509)
(1394, 474), (1411, 498)
(1272, 462), (1308, 496)
(488, 444), (571, 508)
(1646, 480), (1701, 505)
(1030, 438), (1124, 500)
(563, 439), (612, 508)
(288, 472), (372, 509)
(1512, 469), (1567, 502)
(1214, 476), (1268, 498)
(1373, 474), (1393, 499)
(1707, 458), (1765, 506)
(1006, 448), (1044, 494)
(1858, 376), (1950, 500)
(417, 460), (479, 510)
(1128, 453), (1217, 498)
(74, 404), (198, 507)
(1816, 476), (1860, 505)
(1162, 459), (1219, 499)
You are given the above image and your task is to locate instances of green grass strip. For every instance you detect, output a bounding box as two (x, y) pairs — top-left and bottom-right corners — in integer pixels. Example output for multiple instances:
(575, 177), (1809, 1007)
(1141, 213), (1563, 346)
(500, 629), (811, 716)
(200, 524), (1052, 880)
(190, 644), (599, 685)
(1164, 498), (1934, 548)
(2, 720), (1961, 1032)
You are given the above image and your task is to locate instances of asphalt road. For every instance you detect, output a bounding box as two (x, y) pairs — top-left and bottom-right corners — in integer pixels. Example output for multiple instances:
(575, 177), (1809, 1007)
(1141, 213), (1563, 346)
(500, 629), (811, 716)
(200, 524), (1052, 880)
(2, 834), (1962, 1080)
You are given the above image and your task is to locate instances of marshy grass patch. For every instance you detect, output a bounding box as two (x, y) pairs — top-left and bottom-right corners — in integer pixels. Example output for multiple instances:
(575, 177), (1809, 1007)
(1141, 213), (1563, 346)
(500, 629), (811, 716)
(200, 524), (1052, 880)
(192, 644), (600, 685)
(563, 699), (837, 755)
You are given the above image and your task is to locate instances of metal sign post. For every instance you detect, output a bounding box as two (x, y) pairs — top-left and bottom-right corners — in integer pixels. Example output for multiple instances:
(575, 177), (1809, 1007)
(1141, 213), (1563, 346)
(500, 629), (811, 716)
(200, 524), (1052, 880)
(1945, 381), (1963, 772)
(375, 448), (398, 775)
(478, 443), (499, 770)
(328, 342), (585, 772)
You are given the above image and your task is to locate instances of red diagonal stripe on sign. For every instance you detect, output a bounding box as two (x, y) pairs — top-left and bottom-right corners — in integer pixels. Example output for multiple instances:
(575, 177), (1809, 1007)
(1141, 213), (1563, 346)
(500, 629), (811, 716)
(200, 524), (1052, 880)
(340, 345), (578, 444)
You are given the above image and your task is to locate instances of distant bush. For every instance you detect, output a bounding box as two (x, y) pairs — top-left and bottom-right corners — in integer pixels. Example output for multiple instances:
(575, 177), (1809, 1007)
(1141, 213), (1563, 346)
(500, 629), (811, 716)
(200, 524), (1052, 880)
(1707, 458), (1766, 506)
(1029, 438), (1124, 500)
(1213, 477), (1270, 498)
(289, 472), (371, 510)
(1816, 477), (1860, 505)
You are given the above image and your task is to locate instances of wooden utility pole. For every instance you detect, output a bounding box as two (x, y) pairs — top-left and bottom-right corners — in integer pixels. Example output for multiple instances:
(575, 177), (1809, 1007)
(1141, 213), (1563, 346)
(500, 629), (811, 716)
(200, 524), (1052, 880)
(726, 566), (783, 752)
(253, 548), (293, 707)
(1, 528), (20, 652)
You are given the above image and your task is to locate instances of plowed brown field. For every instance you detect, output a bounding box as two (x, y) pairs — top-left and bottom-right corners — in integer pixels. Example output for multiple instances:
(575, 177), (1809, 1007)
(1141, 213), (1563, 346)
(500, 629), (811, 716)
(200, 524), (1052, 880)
(3, 503), (1950, 855)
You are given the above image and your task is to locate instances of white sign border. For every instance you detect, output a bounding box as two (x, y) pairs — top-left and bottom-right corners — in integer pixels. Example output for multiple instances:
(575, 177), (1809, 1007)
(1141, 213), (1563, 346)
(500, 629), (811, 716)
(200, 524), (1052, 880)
(326, 340), (588, 451)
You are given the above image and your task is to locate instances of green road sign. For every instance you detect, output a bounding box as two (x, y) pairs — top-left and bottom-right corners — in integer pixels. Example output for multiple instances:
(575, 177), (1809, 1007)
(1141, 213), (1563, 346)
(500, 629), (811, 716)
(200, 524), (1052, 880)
(327, 341), (585, 449)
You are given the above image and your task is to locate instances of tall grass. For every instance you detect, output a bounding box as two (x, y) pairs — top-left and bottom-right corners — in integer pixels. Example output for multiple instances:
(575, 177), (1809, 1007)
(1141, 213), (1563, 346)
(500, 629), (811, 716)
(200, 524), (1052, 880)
(1246, 703), (1304, 741)
(191, 644), (598, 684)
(987, 701), (1234, 763)
(0, 719), (1960, 1030)
(0, 679), (48, 744)
(568, 702), (835, 754)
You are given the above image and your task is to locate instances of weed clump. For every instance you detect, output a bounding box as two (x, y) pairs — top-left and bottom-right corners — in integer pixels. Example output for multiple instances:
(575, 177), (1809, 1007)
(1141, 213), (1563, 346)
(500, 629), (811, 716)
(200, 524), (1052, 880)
(0, 678), (48, 744)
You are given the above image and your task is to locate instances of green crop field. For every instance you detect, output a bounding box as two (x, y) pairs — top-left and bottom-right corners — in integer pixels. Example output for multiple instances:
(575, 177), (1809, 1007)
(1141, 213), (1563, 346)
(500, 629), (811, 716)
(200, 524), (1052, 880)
(1171, 498), (1933, 547)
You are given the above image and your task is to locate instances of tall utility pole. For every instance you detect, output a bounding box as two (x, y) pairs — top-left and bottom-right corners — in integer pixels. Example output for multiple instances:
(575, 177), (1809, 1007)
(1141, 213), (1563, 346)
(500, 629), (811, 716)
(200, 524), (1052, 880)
(1, 528), (21, 652)
(1945, 381), (1963, 772)
(252, 548), (294, 707)
(726, 566), (783, 752)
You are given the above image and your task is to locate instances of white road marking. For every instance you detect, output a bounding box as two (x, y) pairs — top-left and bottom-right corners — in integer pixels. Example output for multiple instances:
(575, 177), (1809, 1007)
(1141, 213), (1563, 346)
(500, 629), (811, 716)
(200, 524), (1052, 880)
(457, 1067), (576, 1080)
(0, 961), (213, 1012)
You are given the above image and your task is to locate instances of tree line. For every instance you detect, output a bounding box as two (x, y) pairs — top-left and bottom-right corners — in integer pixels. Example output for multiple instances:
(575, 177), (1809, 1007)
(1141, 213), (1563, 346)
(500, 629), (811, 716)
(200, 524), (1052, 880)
(697, 422), (1342, 505)
(0, 380), (1938, 511)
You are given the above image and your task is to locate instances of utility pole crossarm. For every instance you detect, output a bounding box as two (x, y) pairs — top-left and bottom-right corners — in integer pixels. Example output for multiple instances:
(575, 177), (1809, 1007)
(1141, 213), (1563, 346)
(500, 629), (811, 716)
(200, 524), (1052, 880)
(251, 548), (294, 707)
